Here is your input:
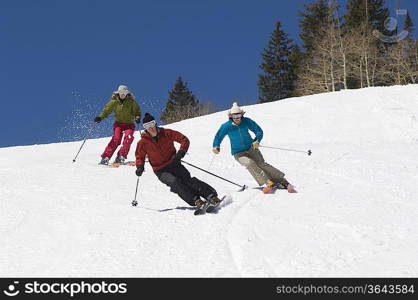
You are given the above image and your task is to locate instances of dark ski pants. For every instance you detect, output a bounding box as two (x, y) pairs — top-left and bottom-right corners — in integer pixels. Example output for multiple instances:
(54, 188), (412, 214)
(155, 162), (217, 206)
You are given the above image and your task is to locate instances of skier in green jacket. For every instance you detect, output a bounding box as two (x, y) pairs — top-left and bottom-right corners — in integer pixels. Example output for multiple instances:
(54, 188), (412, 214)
(94, 85), (141, 165)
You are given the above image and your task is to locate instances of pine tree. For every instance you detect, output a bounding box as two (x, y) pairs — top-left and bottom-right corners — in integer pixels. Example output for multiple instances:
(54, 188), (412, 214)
(258, 20), (295, 103)
(288, 45), (305, 96)
(160, 77), (202, 124)
(298, 0), (332, 54)
(404, 11), (414, 37)
(344, 0), (389, 33)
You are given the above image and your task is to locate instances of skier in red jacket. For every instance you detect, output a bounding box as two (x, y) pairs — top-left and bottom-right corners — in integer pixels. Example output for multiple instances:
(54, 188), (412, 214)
(135, 113), (221, 209)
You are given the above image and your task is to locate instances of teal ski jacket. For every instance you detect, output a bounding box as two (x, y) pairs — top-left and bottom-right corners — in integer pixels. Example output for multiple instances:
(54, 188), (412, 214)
(212, 117), (263, 155)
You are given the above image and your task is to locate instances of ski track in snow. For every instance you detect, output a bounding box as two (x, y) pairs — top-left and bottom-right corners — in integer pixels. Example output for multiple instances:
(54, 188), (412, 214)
(1, 85), (418, 277)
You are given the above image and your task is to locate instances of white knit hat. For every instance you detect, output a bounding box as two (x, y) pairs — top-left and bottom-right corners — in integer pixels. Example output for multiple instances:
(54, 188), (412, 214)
(115, 85), (130, 95)
(228, 102), (245, 115)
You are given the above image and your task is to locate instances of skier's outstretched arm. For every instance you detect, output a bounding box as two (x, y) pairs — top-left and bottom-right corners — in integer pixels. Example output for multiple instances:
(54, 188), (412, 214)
(98, 100), (116, 121)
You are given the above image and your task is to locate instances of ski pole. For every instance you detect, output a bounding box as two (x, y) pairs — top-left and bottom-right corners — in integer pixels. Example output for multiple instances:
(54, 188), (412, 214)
(72, 122), (96, 163)
(131, 177), (140, 207)
(181, 160), (247, 191)
(260, 145), (312, 156)
(207, 153), (216, 171)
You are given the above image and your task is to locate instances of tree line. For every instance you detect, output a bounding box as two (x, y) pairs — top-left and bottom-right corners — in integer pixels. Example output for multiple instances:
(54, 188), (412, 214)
(259, 0), (417, 101)
(160, 0), (417, 124)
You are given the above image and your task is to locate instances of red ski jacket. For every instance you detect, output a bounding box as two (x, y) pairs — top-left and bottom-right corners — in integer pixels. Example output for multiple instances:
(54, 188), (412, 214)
(135, 127), (190, 171)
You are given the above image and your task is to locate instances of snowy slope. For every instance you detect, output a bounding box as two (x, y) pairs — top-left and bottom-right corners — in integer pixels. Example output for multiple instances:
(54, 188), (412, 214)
(1, 85), (417, 277)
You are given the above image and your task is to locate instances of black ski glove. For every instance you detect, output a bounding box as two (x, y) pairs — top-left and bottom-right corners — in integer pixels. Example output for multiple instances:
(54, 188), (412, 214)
(135, 165), (144, 177)
(172, 150), (186, 164)
(94, 116), (102, 123)
(135, 116), (141, 124)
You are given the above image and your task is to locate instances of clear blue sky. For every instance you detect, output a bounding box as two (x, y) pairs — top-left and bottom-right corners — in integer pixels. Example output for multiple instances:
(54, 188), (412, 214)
(1, 0), (416, 147)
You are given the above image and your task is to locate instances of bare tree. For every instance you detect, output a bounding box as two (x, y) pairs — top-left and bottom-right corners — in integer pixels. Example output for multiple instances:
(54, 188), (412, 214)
(384, 38), (418, 85)
(292, 0), (417, 96)
(296, 2), (345, 95)
(160, 101), (215, 124)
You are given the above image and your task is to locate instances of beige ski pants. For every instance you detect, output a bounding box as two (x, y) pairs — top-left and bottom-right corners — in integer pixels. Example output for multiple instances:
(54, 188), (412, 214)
(234, 147), (285, 186)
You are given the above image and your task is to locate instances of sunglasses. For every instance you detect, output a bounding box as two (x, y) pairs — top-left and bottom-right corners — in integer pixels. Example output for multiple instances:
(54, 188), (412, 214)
(143, 120), (157, 130)
(231, 113), (242, 119)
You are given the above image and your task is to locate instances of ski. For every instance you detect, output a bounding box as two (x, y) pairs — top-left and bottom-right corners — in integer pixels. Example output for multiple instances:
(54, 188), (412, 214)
(100, 161), (136, 168)
(111, 161), (136, 167)
(261, 184), (297, 194)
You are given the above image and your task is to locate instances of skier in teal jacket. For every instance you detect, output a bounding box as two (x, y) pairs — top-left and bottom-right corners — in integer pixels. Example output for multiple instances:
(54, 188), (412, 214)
(213, 113), (263, 155)
(212, 102), (296, 193)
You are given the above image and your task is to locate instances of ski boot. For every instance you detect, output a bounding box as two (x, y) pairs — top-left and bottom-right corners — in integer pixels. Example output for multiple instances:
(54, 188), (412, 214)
(99, 157), (110, 165)
(114, 156), (126, 164)
(262, 179), (297, 194)
(205, 195), (222, 213)
(194, 198), (206, 209)
(278, 178), (297, 193)
(262, 180), (276, 194)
